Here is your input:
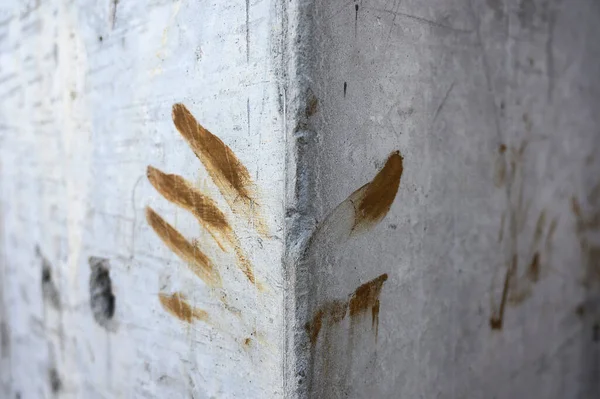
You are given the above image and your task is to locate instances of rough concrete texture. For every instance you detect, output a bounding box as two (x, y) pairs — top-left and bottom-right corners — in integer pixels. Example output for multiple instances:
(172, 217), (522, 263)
(294, 0), (600, 398)
(0, 0), (599, 398)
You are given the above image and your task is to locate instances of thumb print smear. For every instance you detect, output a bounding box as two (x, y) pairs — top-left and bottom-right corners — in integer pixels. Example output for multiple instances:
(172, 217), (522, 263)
(159, 292), (209, 324)
(309, 151), (403, 250)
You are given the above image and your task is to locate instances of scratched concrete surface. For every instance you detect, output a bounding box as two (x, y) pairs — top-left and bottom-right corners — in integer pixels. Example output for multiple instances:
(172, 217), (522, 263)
(1, 0), (600, 398)
(0, 0), (287, 398)
(292, 0), (600, 398)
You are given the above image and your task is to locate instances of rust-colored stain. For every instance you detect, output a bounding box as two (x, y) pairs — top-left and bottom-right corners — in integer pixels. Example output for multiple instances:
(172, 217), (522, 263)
(147, 165), (256, 285)
(353, 152), (403, 231)
(159, 292), (208, 324)
(147, 166), (229, 249)
(490, 141), (557, 330)
(572, 195), (600, 285)
(527, 252), (540, 282)
(490, 255), (516, 330)
(146, 207), (221, 287)
(146, 102), (266, 306)
(171, 103), (267, 236)
(306, 274), (388, 345)
(348, 273), (388, 317)
(306, 300), (347, 346)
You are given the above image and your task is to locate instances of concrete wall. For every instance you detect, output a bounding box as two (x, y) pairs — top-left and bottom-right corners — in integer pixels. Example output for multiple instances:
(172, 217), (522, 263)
(1, 0), (599, 398)
(294, 0), (600, 398)
(0, 0), (287, 397)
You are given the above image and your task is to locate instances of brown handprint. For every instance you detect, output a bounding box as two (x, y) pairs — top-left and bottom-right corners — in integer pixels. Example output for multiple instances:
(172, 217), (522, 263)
(302, 152), (403, 397)
(490, 141), (558, 330)
(146, 103), (266, 324)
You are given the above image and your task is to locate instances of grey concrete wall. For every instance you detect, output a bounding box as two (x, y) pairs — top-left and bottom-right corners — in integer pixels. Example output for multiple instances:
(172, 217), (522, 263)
(292, 0), (600, 398)
(1, 0), (599, 398)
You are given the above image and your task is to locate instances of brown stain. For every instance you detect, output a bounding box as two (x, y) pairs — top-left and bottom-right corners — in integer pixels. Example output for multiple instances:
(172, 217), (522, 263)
(572, 196), (600, 285)
(306, 90), (318, 117)
(147, 166), (230, 249)
(353, 152), (403, 231)
(146, 207), (221, 287)
(171, 103), (268, 236)
(306, 274), (388, 345)
(348, 273), (388, 317)
(147, 166), (257, 285)
(490, 255), (516, 330)
(527, 252), (540, 282)
(158, 292), (208, 323)
(490, 141), (554, 330)
(306, 300), (347, 346)
(243, 337), (252, 348)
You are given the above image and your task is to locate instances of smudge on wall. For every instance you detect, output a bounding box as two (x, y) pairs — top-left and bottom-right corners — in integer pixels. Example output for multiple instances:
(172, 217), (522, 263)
(306, 273), (389, 346)
(146, 207), (222, 287)
(159, 292), (208, 324)
(171, 103), (268, 236)
(308, 151), (404, 250)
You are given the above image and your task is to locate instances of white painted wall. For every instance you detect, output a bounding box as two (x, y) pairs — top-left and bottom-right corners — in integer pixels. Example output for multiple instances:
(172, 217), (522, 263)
(0, 0), (287, 397)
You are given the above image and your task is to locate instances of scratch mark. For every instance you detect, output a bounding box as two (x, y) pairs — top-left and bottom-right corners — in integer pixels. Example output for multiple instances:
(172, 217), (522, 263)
(110, 0), (119, 29)
(245, 0), (250, 63)
(159, 292), (208, 323)
(432, 81), (455, 123)
(545, 217), (558, 250)
(370, 7), (472, 33)
(355, 4), (359, 38)
(146, 207), (222, 287)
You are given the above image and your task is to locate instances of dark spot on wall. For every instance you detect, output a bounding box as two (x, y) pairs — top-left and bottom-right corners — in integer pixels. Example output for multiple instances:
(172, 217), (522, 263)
(499, 144), (507, 154)
(98, 35), (103, 42)
(0, 321), (9, 358)
(15, 392), (21, 399)
(486, 0), (504, 19)
(37, 248), (61, 310)
(89, 257), (116, 330)
(593, 323), (599, 343)
(576, 303), (586, 318)
(305, 89), (318, 117)
(49, 368), (61, 393)
(343, 82), (347, 97)
(527, 252), (540, 282)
